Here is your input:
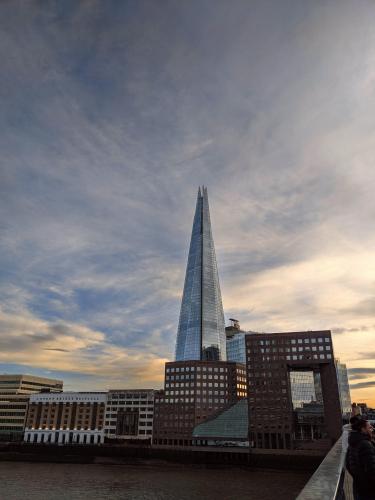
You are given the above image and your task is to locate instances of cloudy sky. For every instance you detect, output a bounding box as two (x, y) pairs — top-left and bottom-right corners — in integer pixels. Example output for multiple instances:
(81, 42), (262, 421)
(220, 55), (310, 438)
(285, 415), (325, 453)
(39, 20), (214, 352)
(1, 0), (374, 405)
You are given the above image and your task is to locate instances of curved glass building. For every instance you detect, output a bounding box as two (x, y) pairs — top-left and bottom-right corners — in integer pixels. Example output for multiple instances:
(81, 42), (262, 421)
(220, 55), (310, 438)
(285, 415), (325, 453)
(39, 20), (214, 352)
(175, 187), (226, 361)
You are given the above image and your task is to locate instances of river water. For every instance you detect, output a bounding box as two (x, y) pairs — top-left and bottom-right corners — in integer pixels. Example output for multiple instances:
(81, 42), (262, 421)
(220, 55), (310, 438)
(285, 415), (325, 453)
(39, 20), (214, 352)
(0, 461), (310, 499)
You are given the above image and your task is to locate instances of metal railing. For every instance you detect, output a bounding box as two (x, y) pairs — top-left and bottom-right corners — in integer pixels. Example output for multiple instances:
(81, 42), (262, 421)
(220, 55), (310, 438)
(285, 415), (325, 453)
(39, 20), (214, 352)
(296, 425), (354, 500)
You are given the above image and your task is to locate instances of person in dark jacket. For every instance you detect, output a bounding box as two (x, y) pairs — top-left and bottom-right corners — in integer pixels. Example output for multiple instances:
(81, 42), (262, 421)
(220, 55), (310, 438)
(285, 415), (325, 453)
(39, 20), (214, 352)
(346, 416), (375, 500)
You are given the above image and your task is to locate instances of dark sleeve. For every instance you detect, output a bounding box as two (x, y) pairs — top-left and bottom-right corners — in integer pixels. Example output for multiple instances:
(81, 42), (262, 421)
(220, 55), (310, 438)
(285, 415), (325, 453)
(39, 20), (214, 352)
(359, 441), (375, 475)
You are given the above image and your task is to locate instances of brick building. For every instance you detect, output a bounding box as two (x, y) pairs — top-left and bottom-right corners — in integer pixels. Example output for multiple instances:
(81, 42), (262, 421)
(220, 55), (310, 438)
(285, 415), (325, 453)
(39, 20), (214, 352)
(153, 360), (246, 446)
(246, 330), (342, 450)
(24, 392), (106, 445)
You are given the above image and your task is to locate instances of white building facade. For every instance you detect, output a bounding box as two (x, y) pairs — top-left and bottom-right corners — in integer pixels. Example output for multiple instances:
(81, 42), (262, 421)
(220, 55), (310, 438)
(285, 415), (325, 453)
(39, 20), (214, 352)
(104, 389), (154, 440)
(24, 392), (107, 445)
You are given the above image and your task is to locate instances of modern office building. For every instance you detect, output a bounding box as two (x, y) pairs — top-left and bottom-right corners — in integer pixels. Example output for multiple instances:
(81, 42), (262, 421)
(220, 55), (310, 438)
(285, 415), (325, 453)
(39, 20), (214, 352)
(24, 392), (106, 445)
(246, 330), (342, 450)
(175, 187), (226, 362)
(226, 319), (257, 364)
(335, 360), (352, 420)
(104, 389), (154, 441)
(153, 360), (246, 446)
(0, 374), (63, 441)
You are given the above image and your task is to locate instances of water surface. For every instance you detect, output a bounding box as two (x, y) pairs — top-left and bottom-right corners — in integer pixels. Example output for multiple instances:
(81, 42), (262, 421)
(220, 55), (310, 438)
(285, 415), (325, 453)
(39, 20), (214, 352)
(0, 461), (310, 499)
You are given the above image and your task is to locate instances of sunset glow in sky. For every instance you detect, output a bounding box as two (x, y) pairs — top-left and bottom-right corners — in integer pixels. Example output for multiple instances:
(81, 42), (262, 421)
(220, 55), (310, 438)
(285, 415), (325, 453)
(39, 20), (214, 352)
(1, 1), (375, 406)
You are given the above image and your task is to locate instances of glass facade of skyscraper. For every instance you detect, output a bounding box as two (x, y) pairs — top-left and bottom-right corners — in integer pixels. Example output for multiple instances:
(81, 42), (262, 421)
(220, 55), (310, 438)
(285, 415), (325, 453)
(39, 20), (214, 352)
(175, 187), (226, 361)
(226, 332), (247, 364)
(335, 360), (352, 419)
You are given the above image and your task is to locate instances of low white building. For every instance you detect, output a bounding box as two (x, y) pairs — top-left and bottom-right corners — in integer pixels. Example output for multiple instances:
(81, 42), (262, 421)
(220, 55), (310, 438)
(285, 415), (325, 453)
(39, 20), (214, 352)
(104, 389), (154, 441)
(24, 392), (107, 445)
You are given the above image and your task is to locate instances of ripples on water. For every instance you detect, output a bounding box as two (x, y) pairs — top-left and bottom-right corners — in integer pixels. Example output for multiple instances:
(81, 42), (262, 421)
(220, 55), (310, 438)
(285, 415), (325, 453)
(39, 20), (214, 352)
(0, 461), (310, 500)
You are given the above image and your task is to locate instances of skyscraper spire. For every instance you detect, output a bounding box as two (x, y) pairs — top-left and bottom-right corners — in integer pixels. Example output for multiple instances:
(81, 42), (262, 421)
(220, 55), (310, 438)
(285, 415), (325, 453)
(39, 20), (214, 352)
(175, 187), (226, 361)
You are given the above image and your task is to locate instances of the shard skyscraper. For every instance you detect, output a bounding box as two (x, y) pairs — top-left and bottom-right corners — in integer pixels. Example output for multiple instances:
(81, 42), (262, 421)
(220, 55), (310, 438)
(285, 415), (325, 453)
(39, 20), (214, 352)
(175, 187), (226, 361)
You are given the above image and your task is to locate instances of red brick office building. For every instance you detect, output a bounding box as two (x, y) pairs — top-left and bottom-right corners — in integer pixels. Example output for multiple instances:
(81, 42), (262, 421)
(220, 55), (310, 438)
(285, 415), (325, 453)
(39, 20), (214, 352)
(246, 330), (342, 450)
(153, 360), (246, 446)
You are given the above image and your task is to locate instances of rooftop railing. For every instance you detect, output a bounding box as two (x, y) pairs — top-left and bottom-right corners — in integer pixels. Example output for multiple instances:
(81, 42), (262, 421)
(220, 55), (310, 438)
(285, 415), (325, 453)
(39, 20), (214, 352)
(296, 425), (353, 500)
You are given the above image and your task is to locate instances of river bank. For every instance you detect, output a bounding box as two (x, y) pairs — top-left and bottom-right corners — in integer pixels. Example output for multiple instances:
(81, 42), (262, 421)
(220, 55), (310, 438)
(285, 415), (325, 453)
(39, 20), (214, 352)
(0, 442), (324, 471)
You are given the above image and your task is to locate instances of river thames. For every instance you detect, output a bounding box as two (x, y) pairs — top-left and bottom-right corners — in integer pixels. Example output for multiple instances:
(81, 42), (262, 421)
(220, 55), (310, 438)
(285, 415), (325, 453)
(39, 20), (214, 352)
(0, 461), (310, 499)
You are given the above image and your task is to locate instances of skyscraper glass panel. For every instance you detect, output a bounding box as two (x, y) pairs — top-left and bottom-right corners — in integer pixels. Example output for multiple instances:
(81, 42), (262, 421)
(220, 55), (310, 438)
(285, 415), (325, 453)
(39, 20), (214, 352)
(226, 333), (247, 364)
(175, 187), (226, 361)
(335, 360), (352, 419)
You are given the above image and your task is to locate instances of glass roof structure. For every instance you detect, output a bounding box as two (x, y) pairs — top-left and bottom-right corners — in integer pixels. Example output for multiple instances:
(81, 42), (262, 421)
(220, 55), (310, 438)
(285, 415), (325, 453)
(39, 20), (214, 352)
(192, 399), (248, 439)
(175, 187), (226, 361)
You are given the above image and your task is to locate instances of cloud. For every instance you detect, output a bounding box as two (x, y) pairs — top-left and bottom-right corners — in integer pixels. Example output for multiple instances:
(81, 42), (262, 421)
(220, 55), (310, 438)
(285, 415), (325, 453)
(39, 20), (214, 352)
(348, 374), (369, 381)
(43, 348), (71, 353)
(332, 326), (375, 335)
(0, 309), (167, 388)
(340, 298), (375, 318)
(348, 368), (375, 375)
(348, 368), (375, 382)
(357, 352), (375, 361)
(221, 251), (375, 331)
(350, 381), (375, 390)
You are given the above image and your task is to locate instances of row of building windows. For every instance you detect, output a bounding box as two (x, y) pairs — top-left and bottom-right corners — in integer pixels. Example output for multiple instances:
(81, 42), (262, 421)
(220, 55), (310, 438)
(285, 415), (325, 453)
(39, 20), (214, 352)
(249, 380), (287, 386)
(0, 404), (28, 409)
(248, 355), (319, 362)
(256, 345), (331, 354)
(0, 425), (24, 430)
(106, 407), (152, 413)
(30, 398), (103, 403)
(165, 389), (227, 396)
(166, 381), (227, 388)
(0, 411), (25, 416)
(285, 354), (331, 361)
(249, 371), (287, 379)
(105, 429), (152, 435)
(30, 409), (102, 414)
(27, 425), (103, 431)
(109, 394), (152, 399)
(30, 401), (104, 405)
(21, 381), (61, 388)
(253, 337), (330, 346)
(32, 418), (100, 424)
(1, 418), (24, 425)
(105, 420), (152, 427)
(163, 397), (227, 404)
(0, 398), (28, 402)
(166, 366), (227, 373)
(166, 374), (228, 381)
(106, 402), (153, 407)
